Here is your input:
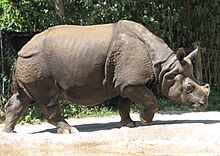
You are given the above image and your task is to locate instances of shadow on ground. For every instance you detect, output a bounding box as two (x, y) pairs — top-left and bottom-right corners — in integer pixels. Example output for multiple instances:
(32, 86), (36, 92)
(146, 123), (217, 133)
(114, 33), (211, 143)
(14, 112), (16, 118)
(154, 119), (220, 125)
(31, 119), (220, 134)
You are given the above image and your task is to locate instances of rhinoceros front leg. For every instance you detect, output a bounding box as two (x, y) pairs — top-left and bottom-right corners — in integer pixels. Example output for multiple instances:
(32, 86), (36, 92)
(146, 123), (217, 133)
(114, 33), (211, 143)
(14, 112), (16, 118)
(40, 98), (78, 134)
(2, 90), (32, 133)
(122, 85), (158, 125)
(118, 97), (136, 127)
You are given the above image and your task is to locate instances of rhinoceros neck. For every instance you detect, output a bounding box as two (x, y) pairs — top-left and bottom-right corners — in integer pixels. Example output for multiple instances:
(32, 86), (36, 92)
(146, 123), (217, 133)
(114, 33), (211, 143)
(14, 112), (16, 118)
(140, 33), (176, 86)
(157, 53), (177, 83)
(157, 53), (179, 98)
(147, 46), (175, 83)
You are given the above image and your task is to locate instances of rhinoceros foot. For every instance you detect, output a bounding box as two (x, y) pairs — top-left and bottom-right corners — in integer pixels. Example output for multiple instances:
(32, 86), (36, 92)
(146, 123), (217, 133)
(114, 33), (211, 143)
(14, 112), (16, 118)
(57, 126), (79, 134)
(140, 117), (152, 126)
(140, 111), (155, 126)
(120, 120), (138, 128)
(2, 129), (17, 133)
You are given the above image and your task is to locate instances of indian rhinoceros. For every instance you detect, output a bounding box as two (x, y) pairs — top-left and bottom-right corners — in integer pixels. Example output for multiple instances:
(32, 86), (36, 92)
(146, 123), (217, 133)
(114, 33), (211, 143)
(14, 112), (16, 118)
(2, 20), (210, 133)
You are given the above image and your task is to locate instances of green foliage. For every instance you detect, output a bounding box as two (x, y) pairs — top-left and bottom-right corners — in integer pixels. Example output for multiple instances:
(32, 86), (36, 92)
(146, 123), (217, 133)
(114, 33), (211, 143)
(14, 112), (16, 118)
(0, 57), (16, 102)
(61, 101), (117, 118)
(1, 0), (219, 48)
(158, 96), (189, 112)
(207, 90), (220, 111)
(0, 0), (22, 31)
(18, 101), (117, 124)
(16, 0), (57, 32)
(60, 100), (88, 118)
(0, 0), (57, 32)
(20, 105), (42, 124)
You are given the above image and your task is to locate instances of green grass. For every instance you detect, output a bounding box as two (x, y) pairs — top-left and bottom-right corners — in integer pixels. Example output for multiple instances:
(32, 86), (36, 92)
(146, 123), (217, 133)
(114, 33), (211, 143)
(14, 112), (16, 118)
(158, 96), (189, 112)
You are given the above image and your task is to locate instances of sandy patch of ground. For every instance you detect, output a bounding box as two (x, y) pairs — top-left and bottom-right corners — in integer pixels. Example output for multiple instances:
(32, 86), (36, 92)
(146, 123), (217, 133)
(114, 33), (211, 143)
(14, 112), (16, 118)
(0, 111), (220, 155)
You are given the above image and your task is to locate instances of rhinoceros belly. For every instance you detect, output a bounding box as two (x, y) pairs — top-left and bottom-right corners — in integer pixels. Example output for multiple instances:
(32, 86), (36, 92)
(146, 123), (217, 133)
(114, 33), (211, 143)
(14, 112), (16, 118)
(62, 85), (117, 105)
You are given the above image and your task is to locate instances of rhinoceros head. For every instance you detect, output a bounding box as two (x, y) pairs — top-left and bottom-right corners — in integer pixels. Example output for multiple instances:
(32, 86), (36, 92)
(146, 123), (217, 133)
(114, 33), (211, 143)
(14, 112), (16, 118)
(161, 47), (210, 110)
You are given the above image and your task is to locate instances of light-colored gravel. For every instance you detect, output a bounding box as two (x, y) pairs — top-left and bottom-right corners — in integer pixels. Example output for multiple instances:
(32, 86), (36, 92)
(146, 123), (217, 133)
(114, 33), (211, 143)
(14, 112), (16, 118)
(0, 111), (220, 155)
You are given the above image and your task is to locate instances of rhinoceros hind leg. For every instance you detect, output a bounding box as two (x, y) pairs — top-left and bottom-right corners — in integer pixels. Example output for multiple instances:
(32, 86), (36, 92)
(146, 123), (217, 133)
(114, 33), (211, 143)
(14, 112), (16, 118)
(2, 90), (32, 133)
(40, 98), (78, 134)
(118, 97), (136, 128)
(122, 85), (158, 125)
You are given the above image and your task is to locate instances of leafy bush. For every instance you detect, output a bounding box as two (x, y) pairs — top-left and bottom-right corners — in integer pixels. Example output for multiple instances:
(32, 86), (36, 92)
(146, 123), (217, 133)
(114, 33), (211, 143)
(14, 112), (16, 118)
(0, 0), (56, 32)
(20, 105), (42, 124)
(206, 90), (220, 111)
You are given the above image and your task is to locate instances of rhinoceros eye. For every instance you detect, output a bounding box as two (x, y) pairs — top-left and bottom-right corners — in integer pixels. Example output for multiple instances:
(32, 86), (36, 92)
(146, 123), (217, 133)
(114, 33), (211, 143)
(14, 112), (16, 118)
(185, 83), (195, 93)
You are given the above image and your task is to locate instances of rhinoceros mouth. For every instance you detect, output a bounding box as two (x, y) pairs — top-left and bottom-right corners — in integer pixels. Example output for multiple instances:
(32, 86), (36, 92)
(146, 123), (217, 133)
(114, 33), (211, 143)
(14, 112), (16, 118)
(189, 102), (206, 110)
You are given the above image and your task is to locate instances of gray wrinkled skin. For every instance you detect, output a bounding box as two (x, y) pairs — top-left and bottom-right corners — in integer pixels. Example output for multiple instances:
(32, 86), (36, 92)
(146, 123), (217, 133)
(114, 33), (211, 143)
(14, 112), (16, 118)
(2, 20), (210, 133)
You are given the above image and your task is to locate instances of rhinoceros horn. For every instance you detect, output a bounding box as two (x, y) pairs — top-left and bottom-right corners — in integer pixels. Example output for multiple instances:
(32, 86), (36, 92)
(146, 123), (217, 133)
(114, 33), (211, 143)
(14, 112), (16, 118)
(186, 46), (199, 60)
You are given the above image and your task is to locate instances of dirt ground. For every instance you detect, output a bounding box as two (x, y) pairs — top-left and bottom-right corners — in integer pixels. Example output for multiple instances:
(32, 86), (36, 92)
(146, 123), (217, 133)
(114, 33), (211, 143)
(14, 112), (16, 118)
(0, 111), (220, 155)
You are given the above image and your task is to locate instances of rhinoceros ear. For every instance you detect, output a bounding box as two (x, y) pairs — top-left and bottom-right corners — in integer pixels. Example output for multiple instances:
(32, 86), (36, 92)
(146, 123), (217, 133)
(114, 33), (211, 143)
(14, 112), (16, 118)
(186, 46), (198, 60)
(176, 48), (186, 64)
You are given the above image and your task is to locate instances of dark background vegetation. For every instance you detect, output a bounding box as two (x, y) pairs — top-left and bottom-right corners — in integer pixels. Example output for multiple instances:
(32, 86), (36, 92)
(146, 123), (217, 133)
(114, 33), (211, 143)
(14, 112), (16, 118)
(0, 0), (220, 123)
